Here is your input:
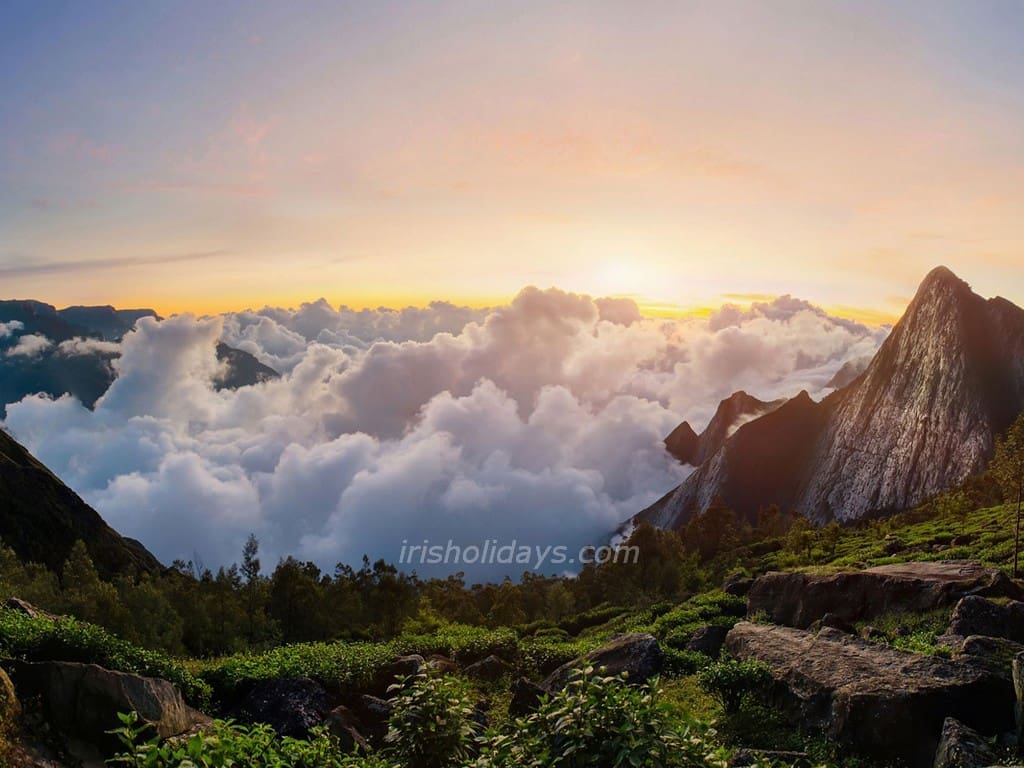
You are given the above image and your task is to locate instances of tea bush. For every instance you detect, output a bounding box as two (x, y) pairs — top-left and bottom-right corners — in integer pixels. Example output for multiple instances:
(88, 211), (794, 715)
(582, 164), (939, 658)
(0, 609), (210, 706)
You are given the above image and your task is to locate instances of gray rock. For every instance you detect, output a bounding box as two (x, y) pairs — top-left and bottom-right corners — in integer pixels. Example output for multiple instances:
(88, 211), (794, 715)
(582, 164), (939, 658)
(747, 561), (1023, 628)
(932, 717), (996, 768)
(426, 654), (459, 675)
(542, 633), (662, 691)
(231, 676), (330, 737)
(949, 596), (1024, 642)
(685, 625), (730, 658)
(355, 695), (393, 744)
(2, 597), (57, 621)
(463, 655), (510, 682)
(5, 660), (192, 753)
(373, 654), (425, 693)
(725, 622), (1013, 767)
(323, 705), (369, 753)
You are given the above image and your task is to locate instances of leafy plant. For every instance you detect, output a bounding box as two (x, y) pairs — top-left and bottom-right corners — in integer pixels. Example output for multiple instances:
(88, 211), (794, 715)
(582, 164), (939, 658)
(108, 711), (387, 768)
(697, 658), (773, 714)
(479, 667), (729, 768)
(385, 672), (481, 768)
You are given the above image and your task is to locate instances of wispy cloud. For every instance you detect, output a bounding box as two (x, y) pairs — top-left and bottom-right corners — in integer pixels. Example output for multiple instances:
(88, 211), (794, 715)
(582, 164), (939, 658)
(0, 250), (230, 278)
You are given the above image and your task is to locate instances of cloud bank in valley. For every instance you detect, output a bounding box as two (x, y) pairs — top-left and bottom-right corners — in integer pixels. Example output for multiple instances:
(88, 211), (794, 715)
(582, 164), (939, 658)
(1, 288), (889, 579)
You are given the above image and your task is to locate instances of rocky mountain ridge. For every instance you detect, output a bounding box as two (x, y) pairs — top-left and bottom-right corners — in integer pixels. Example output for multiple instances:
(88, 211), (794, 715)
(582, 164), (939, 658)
(641, 267), (1024, 529)
(665, 391), (786, 466)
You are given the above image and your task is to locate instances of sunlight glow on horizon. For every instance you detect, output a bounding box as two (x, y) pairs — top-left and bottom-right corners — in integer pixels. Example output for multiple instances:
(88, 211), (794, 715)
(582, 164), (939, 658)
(1, 1), (1022, 320)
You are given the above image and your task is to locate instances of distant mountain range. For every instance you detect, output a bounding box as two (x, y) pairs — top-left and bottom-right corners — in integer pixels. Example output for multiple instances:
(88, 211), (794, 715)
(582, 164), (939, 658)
(0, 426), (160, 577)
(0, 300), (278, 414)
(642, 267), (1024, 529)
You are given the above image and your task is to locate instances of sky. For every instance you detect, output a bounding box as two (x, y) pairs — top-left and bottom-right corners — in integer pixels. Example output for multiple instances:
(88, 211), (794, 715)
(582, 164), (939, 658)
(2, 1), (1023, 321)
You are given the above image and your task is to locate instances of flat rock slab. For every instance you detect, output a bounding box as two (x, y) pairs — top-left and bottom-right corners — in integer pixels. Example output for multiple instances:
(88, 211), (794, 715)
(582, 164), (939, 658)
(726, 622), (1013, 768)
(748, 561), (1023, 628)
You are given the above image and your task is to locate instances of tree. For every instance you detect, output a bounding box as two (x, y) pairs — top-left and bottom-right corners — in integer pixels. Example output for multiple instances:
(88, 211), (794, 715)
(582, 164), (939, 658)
(992, 415), (1024, 578)
(819, 521), (842, 559)
(786, 517), (814, 560)
(241, 534), (262, 642)
(61, 541), (127, 628)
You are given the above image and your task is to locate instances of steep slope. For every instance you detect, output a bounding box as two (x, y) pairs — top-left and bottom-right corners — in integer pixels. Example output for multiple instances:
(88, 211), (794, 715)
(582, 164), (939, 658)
(0, 428), (161, 578)
(641, 267), (1024, 529)
(664, 391), (786, 466)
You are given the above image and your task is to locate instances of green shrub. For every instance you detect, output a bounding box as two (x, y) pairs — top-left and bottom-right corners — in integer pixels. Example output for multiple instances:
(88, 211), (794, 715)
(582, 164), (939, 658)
(0, 609), (209, 707)
(385, 673), (481, 768)
(697, 658), (773, 714)
(200, 624), (521, 702)
(663, 647), (713, 676)
(557, 605), (629, 636)
(479, 667), (729, 767)
(109, 711), (387, 767)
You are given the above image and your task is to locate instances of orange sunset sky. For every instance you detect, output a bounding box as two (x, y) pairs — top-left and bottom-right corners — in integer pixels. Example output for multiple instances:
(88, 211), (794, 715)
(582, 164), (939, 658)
(2, 1), (1023, 323)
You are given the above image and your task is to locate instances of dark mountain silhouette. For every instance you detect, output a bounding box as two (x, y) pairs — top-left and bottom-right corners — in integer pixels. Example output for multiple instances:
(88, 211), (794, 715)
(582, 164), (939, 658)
(58, 305), (159, 341)
(215, 342), (279, 389)
(0, 427), (160, 578)
(641, 267), (1024, 529)
(664, 391), (786, 466)
(0, 300), (279, 414)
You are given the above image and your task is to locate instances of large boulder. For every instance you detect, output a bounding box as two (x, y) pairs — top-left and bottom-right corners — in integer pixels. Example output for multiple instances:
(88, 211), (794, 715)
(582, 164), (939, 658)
(463, 655), (510, 682)
(371, 654), (425, 695)
(542, 633), (662, 691)
(323, 704), (369, 753)
(4, 660), (191, 751)
(948, 596), (1024, 642)
(932, 717), (996, 768)
(686, 625), (731, 658)
(725, 622), (1013, 767)
(748, 561), (1024, 628)
(231, 677), (330, 737)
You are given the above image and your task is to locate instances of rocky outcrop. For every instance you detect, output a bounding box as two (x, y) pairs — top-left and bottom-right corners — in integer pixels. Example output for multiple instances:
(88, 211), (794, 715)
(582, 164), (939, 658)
(372, 654), (426, 694)
(2, 597), (58, 621)
(663, 392), (785, 467)
(542, 633), (662, 691)
(747, 561), (1024, 628)
(932, 717), (996, 768)
(640, 267), (1024, 528)
(324, 705), (370, 752)
(4, 660), (192, 751)
(685, 625), (730, 658)
(949, 596), (1024, 643)
(230, 677), (330, 737)
(664, 421), (699, 465)
(463, 655), (511, 682)
(725, 622), (1013, 767)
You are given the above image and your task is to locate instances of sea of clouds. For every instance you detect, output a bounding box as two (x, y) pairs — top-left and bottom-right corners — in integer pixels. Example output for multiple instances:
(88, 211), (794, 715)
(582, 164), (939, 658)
(1, 288), (888, 579)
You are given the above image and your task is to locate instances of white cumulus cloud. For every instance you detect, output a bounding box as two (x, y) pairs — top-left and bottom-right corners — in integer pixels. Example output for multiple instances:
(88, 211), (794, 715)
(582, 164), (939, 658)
(2, 288), (888, 579)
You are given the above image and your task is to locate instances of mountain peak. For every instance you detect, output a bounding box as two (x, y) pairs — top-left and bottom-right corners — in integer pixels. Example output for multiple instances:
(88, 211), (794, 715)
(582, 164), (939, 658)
(641, 266), (1024, 529)
(910, 266), (973, 307)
